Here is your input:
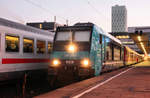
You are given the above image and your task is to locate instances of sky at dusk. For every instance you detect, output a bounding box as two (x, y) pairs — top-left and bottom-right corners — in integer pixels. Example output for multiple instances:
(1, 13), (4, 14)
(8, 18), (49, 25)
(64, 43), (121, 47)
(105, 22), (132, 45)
(0, 0), (150, 32)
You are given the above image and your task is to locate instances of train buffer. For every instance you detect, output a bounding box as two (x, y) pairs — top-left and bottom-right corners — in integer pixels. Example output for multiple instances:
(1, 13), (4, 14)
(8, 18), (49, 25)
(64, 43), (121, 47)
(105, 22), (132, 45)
(35, 60), (150, 98)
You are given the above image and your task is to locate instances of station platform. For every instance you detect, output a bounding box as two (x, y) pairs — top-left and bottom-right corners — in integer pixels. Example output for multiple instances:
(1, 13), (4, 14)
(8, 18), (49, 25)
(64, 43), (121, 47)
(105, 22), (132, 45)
(35, 61), (150, 98)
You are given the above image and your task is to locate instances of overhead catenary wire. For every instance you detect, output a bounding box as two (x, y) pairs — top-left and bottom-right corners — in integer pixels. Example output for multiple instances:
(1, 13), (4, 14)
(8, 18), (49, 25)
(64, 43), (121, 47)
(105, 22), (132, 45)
(24, 0), (111, 26)
(0, 5), (25, 24)
(24, 0), (68, 23)
(86, 0), (111, 22)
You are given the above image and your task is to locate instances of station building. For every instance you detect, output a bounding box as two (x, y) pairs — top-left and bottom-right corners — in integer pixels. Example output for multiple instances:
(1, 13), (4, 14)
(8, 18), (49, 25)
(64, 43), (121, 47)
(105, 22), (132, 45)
(110, 5), (140, 52)
(128, 26), (150, 55)
(110, 32), (141, 53)
(110, 26), (150, 55)
(26, 22), (63, 32)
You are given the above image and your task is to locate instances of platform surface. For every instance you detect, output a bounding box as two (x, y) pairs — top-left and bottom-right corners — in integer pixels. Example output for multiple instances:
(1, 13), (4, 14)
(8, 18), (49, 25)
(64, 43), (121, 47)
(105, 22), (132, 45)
(35, 61), (150, 98)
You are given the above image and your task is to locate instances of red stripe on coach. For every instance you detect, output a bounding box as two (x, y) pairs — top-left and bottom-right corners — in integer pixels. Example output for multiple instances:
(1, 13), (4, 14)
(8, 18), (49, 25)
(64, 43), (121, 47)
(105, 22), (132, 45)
(2, 58), (50, 64)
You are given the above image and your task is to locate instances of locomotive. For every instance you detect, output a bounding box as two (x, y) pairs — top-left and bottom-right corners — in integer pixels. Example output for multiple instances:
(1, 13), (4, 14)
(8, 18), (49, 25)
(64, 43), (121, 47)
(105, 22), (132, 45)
(49, 23), (143, 80)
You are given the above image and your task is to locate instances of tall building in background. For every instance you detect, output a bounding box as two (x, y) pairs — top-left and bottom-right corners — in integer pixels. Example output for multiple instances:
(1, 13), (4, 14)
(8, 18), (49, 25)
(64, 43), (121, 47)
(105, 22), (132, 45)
(111, 5), (127, 32)
(110, 5), (142, 53)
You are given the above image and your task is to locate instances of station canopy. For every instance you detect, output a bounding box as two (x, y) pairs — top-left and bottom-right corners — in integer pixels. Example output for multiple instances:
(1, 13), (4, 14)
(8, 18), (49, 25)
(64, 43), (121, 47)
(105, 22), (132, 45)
(128, 27), (150, 55)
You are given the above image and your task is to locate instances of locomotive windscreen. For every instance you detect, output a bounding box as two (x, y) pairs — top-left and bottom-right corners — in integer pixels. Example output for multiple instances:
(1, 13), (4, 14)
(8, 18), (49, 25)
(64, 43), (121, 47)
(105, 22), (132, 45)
(74, 31), (90, 42)
(56, 31), (71, 41)
(55, 31), (90, 42)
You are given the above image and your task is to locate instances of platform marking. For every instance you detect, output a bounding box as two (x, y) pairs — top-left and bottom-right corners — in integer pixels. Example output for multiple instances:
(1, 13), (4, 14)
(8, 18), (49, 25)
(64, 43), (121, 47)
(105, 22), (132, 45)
(72, 67), (134, 98)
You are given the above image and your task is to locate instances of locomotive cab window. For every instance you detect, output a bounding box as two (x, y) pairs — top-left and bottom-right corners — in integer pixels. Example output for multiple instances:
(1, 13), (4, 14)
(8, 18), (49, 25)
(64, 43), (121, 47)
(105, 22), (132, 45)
(23, 38), (34, 53)
(56, 31), (72, 41)
(37, 40), (45, 54)
(74, 31), (90, 42)
(48, 42), (53, 53)
(6, 35), (19, 52)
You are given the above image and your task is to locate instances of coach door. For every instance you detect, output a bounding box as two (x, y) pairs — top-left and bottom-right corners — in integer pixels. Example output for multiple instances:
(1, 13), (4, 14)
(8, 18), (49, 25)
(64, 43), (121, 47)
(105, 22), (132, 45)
(100, 35), (105, 74)
(94, 34), (103, 76)
(101, 36), (105, 67)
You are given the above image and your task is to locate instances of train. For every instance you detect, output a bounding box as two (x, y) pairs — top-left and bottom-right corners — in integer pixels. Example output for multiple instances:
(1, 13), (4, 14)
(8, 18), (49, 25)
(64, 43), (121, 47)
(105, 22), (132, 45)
(49, 23), (143, 81)
(0, 18), (54, 82)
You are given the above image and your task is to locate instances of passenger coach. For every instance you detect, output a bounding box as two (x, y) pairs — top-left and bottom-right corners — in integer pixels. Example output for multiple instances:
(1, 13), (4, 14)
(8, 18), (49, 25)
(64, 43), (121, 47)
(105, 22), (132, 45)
(49, 23), (143, 80)
(0, 18), (54, 81)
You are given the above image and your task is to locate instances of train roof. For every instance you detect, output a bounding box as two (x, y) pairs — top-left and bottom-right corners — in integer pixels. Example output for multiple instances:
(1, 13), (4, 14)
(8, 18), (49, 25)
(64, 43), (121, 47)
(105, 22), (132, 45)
(0, 18), (54, 36)
(57, 26), (93, 32)
(94, 25), (122, 45)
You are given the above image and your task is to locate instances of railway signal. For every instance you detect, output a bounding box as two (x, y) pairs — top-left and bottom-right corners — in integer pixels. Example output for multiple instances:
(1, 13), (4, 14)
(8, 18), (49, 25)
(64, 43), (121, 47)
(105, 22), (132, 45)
(135, 30), (143, 35)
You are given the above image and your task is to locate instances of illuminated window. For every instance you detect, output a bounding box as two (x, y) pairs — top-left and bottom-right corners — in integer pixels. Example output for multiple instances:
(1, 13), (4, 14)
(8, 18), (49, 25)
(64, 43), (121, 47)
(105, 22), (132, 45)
(48, 42), (53, 53)
(6, 35), (19, 52)
(39, 24), (42, 29)
(116, 35), (129, 39)
(122, 41), (134, 44)
(114, 46), (121, 60)
(116, 36), (119, 38)
(37, 40), (45, 53)
(23, 38), (34, 53)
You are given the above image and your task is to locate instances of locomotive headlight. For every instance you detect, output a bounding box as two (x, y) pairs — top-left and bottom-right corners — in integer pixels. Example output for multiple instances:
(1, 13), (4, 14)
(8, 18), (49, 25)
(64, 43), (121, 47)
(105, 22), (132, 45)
(68, 44), (76, 53)
(81, 59), (90, 68)
(53, 60), (59, 65)
(83, 60), (89, 65)
(51, 59), (60, 67)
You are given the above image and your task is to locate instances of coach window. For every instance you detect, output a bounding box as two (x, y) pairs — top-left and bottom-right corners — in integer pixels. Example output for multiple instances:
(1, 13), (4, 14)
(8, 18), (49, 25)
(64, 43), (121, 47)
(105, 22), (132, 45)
(37, 40), (45, 54)
(6, 35), (19, 52)
(106, 38), (112, 60)
(23, 38), (34, 53)
(114, 45), (121, 60)
(48, 42), (53, 53)
(99, 34), (102, 44)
